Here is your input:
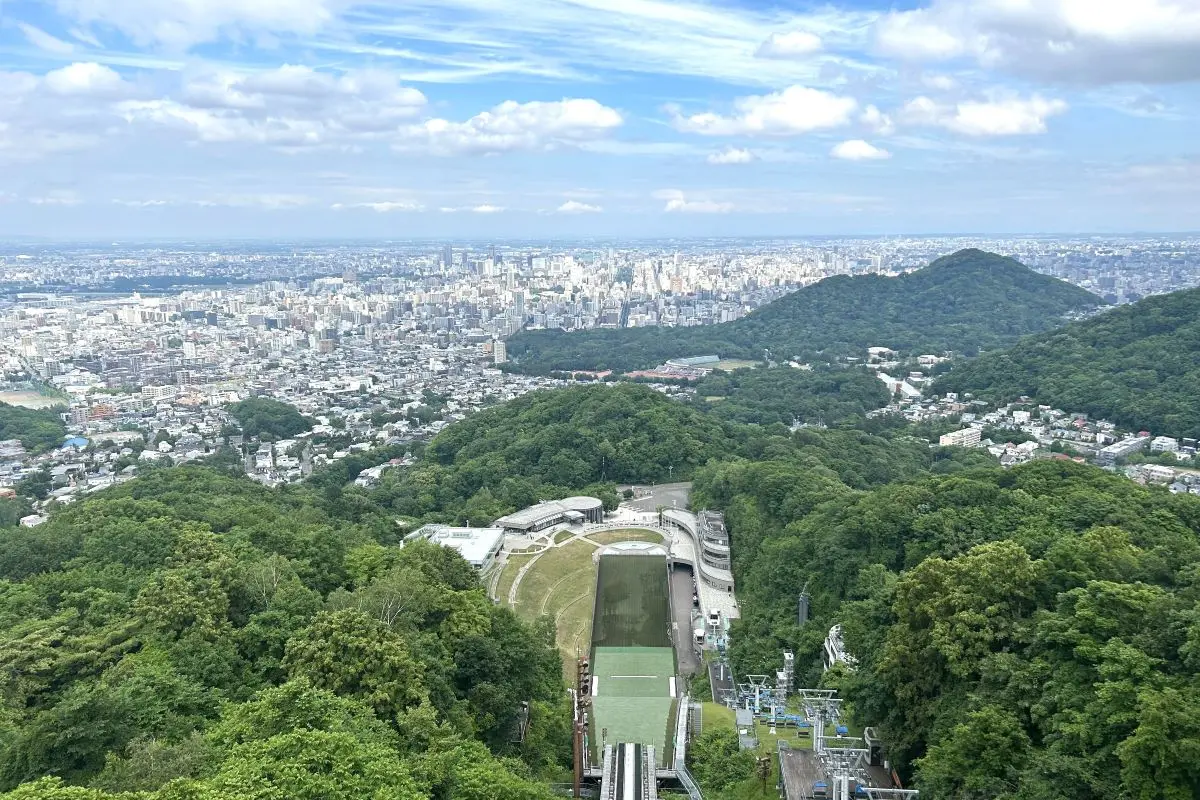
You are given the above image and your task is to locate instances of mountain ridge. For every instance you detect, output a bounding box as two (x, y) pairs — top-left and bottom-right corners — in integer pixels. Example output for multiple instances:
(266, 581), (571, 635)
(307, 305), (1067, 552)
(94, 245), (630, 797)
(934, 284), (1200, 438)
(505, 249), (1103, 374)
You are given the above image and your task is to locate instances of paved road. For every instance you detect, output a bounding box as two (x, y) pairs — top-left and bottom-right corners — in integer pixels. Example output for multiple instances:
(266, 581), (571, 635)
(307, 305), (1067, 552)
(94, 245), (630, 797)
(670, 566), (701, 676)
(620, 482), (692, 513)
(709, 659), (734, 706)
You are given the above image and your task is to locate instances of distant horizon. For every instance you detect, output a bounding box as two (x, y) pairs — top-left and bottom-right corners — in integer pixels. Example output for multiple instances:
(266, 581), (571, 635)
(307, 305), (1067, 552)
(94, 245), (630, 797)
(3, 230), (1200, 248)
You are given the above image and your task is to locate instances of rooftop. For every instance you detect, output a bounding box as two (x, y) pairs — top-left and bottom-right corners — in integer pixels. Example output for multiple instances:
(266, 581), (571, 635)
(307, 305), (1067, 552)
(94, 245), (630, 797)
(494, 496), (602, 528)
(410, 524), (504, 567)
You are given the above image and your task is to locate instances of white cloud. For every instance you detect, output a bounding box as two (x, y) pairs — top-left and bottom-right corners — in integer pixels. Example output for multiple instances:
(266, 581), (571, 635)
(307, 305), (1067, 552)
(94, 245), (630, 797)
(18, 23), (76, 54)
(113, 199), (170, 207)
(28, 190), (82, 206)
(119, 99), (324, 147)
(707, 147), (755, 165)
(655, 189), (733, 214)
(557, 200), (602, 214)
(68, 27), (104, 48)
(43, 62), (130, 97)
(859, 105), (895, 136)
(52, 0), (341, 49)
(49, 0), (879, 88)
(407, 98), (622, 155)
(902, 94), (1068, 136)
(330, 0), (876, 88)
(0, 63), (137, 162)
(194, 193), (313, 209)
(755, 31), (822, 59)
(332, 200), (424, 212)
(471, 204), (505, 214)
(120, 65), (426, 148)
(922, 73), (958, 91)
(875, 0), (1200, 84)
(875, 8), (967, 60)
(670, 86), (857, 137)
(831, 139), (891, 160)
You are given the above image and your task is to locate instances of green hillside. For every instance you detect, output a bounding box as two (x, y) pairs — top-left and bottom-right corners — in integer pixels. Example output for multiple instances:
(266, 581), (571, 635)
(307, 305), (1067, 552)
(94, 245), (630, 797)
(0, 467), (565, 798)
(688, 366), (891, 426)
(0, 403), (66, 454)
(934, 285), (1200, 438)
(365, 383), (740, 525)
(505, 249), (1102, 374)
(693, 457), (1200, 798)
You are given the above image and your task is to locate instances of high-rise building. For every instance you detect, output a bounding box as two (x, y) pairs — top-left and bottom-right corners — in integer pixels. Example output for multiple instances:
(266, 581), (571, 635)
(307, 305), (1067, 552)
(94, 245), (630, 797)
(493, 340), (507, 364)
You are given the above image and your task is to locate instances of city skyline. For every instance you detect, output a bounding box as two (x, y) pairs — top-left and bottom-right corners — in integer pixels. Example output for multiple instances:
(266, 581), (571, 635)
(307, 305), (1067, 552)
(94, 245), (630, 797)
(2, 0), (1199, 237)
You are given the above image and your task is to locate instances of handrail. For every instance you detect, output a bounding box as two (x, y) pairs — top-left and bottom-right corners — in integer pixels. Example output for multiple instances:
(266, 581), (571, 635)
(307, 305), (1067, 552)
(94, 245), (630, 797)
(676, 763), (704, 800)
(673, 696), (704, 800)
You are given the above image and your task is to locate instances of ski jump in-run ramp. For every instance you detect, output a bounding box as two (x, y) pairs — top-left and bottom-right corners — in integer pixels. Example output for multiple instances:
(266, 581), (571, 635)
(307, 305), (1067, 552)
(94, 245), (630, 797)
(588, 543), (678, 768)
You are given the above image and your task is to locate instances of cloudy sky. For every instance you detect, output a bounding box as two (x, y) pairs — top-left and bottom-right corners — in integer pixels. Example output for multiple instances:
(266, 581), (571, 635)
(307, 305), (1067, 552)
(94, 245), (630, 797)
(1, 0), (1199, 238)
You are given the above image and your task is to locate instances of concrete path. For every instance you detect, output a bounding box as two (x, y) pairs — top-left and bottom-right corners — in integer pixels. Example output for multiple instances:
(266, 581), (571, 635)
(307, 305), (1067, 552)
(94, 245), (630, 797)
(670, 567), (702, 675)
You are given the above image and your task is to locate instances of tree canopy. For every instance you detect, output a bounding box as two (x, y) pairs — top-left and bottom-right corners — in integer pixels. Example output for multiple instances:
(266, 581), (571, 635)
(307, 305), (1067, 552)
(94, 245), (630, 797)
(358, 383), (743, 526)
(6, 364), (1198, 799)
(504, 250), (1102, 374)
(689, 366), (890, 427)
(225, 397), (313, 439)
(935, 284), (1200, 438)
(0, 402), (66, 454)
(0, 466), (565, 798)
(698, 457), (1200, 799)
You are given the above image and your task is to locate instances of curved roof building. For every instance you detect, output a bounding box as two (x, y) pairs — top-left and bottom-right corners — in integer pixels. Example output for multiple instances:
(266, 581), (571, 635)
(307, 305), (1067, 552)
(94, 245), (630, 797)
(494, 496), (604, 532)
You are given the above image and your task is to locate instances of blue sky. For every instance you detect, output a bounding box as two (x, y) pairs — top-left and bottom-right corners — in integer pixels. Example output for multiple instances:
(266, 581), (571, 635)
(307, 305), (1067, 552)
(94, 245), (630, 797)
(1, 0), (1199, 238)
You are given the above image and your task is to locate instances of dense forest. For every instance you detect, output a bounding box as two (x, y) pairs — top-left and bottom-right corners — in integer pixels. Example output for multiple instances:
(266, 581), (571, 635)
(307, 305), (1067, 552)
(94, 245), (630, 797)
(0, 467), (568, 799)
(0, 403), (66, 454)
(361, 383), (742, 526)
(694, 457), (1200, 799)
(935, 285), (1200, 438)
(689, 366), (890, 427)
(225, 397), (314, 440)
(504, 250), (1102, 374)
(6, 373), (1198, 798)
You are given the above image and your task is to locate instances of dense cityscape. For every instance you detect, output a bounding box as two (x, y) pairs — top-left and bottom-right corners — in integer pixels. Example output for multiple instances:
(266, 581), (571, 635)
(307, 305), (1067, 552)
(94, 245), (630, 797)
(0, 235), (1195, 521)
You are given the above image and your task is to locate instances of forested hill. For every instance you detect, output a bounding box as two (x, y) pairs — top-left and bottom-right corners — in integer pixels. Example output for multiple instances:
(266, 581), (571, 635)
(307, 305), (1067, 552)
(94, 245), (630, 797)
(504, 249), (1102, 374)
(934, 284), (1200, 438)
(360, 382), (741, 526)
(694, 457), (1200, 798)
(0, 467), (567, 798)
(0, 382), (990, 799)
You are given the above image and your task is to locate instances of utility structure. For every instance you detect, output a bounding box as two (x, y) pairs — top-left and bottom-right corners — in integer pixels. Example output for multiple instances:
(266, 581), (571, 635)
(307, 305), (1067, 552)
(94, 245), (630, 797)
(729, 651), (796, 717)
(721, 651), (918, 799)
(775, 651), (795, 708)
(737, 674), (774, 713)
(792, 688), (919, 800)
(574, 656), (591, 798)
(795, 689), (842, 756)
